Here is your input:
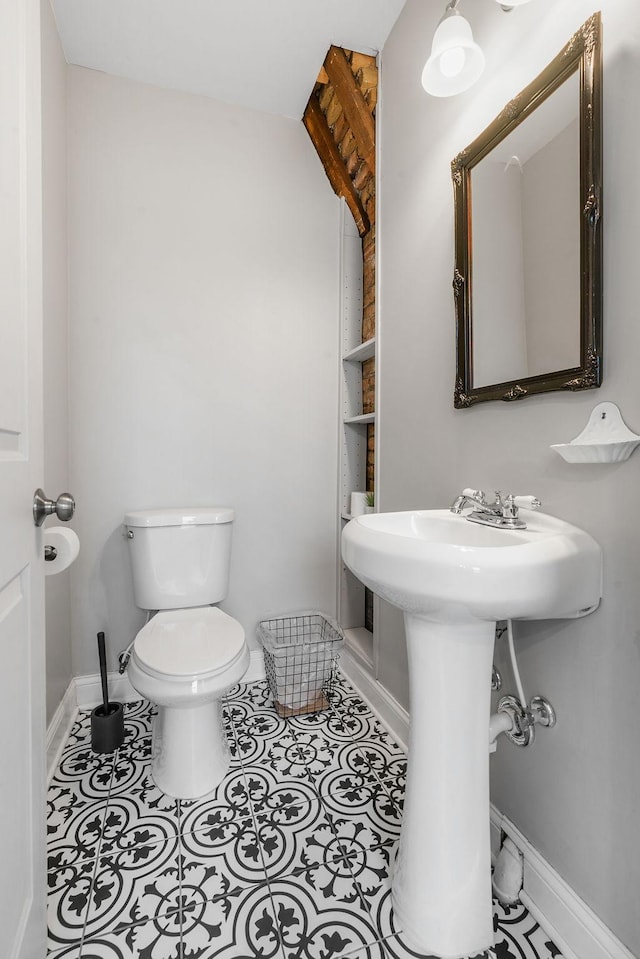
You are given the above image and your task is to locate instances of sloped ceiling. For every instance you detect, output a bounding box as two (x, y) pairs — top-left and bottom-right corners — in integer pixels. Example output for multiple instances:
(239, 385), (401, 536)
(51, 0), (406, 119)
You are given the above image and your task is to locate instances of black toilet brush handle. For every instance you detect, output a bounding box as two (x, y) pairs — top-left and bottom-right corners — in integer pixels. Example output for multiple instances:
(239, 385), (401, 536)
(97, 631), (109, 710)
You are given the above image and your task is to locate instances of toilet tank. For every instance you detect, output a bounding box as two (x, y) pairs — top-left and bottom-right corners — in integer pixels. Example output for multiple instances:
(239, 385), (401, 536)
(124, 507), (234, 611)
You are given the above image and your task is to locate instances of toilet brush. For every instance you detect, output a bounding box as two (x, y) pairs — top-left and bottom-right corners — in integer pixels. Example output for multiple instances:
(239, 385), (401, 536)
(91, 631), (125, 753)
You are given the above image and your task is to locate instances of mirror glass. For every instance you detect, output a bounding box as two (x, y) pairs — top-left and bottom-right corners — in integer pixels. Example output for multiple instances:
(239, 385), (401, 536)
(472, 73), (580, 388)
(452, 13), (602, 408)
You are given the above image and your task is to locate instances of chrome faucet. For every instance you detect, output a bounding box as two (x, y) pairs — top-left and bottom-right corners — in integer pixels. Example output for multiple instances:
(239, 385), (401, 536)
(450, 488), (493, 514)
(450, 488), (541, 529)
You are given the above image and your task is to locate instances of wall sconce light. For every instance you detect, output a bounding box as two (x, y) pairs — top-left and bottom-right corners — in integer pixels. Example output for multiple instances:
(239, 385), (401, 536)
(422, 0), (534, 97)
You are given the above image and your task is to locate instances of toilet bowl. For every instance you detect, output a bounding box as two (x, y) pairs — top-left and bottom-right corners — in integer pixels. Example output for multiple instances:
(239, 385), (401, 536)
(128, 606), (249, 798)
(124, 507), (249, 799)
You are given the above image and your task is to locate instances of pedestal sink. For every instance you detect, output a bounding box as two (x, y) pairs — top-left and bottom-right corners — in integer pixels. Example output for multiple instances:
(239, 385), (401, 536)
(341, 508), (602, 958)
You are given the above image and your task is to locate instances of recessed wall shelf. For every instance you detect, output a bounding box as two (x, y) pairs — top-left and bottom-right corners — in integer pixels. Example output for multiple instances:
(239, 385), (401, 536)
(343, 337), (376, 364)
(551, 401), (640, 463)
(338, 201), (375, 667)
(344, 412), (376, 425)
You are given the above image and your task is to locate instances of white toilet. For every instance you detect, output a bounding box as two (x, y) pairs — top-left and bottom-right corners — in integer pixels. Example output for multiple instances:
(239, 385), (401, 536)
(124, 507), (249, 799)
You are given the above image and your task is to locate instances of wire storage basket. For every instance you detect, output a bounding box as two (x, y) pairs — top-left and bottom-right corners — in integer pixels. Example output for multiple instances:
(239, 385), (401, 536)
(257, 611), (344, 717)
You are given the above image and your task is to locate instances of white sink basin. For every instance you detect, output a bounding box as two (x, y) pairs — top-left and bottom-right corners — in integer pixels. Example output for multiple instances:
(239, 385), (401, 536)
(342, 508), (602, 623)
(341, 508), (602, 958)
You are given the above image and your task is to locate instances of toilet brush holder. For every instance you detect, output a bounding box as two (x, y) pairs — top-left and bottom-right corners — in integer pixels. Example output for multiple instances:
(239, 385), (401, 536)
(91, 701), (124, 753)
(91, 631), (125, 753)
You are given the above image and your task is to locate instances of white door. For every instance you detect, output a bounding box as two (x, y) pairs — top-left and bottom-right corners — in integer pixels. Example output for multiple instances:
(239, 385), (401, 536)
(0, 0), (47, 956)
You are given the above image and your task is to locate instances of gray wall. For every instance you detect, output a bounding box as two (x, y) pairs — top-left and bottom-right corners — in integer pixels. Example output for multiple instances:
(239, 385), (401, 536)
(378, 0), (640, 952)
(41, 0), (72, 725)
(67, 67), (340, 676)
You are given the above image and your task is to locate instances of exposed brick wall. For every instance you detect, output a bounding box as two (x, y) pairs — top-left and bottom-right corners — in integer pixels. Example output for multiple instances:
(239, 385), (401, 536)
(362, 224), (375, 494)
(362, 358), (375, 416)
(362, 224), (375, 342)
(366, 423), (375, 497)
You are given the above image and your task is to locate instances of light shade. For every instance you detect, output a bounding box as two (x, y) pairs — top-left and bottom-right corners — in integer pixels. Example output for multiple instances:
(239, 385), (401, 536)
(496, 0), (533, 6)
(421, 9), (485, 97)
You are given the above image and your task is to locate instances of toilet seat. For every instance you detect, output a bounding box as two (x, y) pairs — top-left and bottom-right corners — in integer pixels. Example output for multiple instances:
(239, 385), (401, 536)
(133, 606), (245, 680)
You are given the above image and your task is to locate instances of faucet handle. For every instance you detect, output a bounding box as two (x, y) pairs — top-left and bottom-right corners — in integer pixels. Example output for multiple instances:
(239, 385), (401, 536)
(513, 495), (542, 510)
(462, 488), (485, 502)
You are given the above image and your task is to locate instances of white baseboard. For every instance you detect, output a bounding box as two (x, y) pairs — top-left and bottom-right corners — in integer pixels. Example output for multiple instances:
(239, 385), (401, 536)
(244, 647), (266, 684)
(74, 671), (138, 709)
(490, 806), (634, 959)
(46, 682), (78, 782)
(490, 807), (504, 862)
(338, 646), (409, 751)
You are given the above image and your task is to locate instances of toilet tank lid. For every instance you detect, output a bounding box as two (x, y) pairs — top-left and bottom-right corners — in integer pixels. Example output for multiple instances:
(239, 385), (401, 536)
(124, 507), (234, 528)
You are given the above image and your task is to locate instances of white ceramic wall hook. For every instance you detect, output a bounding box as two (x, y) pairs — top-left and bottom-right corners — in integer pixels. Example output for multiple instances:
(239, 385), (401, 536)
(551, 402), (640, 463)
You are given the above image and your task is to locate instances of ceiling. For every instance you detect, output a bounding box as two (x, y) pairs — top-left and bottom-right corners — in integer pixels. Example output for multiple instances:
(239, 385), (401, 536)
(50, 0), (406, 120)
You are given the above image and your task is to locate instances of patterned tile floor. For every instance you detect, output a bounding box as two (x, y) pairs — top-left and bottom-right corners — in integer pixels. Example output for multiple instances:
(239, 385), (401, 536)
(47, 675), (564, 959)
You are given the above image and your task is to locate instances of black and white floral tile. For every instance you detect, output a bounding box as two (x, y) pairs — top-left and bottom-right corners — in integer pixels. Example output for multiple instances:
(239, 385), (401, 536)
(47, 676), (564, 959)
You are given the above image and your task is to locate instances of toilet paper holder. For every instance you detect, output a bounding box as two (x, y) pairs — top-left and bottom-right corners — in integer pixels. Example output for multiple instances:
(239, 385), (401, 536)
(42, 526), (80, 576)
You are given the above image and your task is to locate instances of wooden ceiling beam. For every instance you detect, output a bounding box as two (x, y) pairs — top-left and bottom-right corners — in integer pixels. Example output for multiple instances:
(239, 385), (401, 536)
(332, 112), (349, 144)
(303, 96), (370, 237)
(324, 46), (376, 176)
(351, 51), (375, 72)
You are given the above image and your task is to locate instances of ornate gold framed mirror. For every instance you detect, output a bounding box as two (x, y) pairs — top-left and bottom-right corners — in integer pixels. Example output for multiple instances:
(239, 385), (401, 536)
(452, 12), (602, 408)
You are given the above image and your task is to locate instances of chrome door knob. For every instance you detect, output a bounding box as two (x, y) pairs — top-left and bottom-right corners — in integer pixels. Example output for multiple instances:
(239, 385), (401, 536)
(33, 488), (76, 527)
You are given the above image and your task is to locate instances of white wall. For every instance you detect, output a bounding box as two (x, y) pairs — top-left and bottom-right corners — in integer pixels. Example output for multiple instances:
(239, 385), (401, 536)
(67, 67), (340, 675)
(379, 0), (640, 953)
(41, 0), (72, 724)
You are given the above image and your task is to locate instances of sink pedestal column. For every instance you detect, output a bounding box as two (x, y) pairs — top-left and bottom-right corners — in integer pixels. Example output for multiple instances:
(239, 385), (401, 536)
(392, 616), (496, 959)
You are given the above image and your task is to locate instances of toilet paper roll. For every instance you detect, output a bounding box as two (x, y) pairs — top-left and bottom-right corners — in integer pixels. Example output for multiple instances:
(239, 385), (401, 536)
(350, 492), (368, 517)
(44, 526), (80, 576)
